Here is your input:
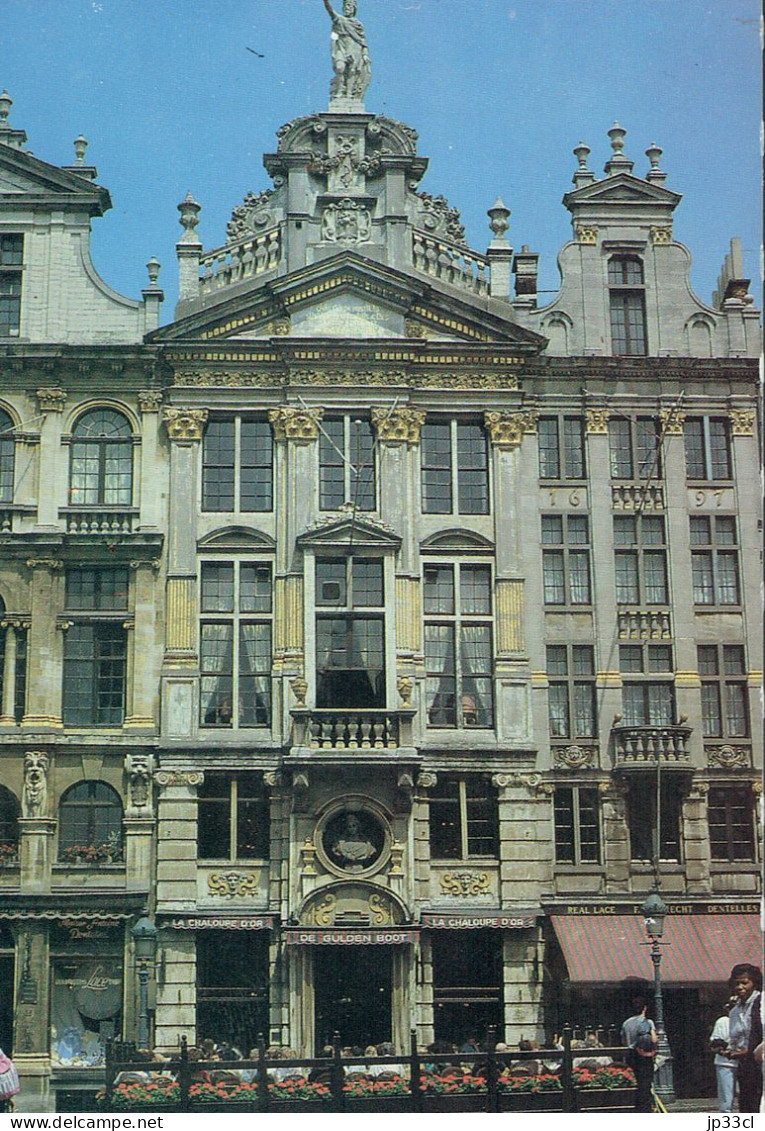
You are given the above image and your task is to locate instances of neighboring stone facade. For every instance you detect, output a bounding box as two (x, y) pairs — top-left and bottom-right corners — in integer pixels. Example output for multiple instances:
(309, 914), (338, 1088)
(0, 11), (760, 1111)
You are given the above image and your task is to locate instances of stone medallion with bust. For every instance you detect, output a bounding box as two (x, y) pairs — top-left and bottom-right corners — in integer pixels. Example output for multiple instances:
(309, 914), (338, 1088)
(321, 809), (385, 873)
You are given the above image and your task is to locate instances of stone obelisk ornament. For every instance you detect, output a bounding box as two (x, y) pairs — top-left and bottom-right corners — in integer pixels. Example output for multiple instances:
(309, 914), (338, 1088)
(323, 0), (372, 105)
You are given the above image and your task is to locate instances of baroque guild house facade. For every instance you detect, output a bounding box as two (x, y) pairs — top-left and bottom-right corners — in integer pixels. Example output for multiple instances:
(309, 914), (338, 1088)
(0, 11), (761, 1111)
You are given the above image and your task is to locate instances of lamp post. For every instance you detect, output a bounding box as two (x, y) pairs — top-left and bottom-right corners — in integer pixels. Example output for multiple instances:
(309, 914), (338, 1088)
(131, 913), (157, 1051)
(641, 888), (674, 1101)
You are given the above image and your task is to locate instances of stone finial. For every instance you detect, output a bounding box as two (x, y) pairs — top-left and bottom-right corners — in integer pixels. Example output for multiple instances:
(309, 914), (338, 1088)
(487, 197), (511, 242)
(605, 122), (634, 175)
(572, 141), (595, 186)
(177, 192), (202, 240)
(146, 256), (161, 285)
(0, 90), (12, 127)
(73, 135), (88, 164)
(645, 142), (667, 185)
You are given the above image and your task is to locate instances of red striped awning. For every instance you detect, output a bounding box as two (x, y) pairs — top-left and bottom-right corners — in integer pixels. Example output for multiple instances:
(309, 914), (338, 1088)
(550, 914), (762, 985)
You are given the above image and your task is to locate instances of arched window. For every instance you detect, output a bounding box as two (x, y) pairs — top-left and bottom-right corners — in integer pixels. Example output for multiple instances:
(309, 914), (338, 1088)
(0, 786), (20, 857)
(608, 255), (647, 356)
(0, 408), (14, 503)
(69, 408), (133, 507)
(58, 781), (123, 862)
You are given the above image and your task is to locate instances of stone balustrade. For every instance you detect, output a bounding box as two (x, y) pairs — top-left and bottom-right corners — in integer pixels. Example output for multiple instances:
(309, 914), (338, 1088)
(412, 230), (489, 295)
(62, 507), (139, 535)
(291, 708), (415, 751)
(611, 483), (665, 510)
(199, 227), (282, 295)
(617, 609), (671, 640)
(612, 724), (692, 766)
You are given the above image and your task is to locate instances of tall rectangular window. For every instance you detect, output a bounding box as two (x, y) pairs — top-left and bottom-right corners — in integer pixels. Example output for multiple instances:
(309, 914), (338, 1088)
(538, 417), (586, 480)
(315, 556), (385, 707)
(608, 417), (661, 480)
(619, 643), (674, 726)
(0, 234), (23, 338)
(708, 786), (755, 862)
(629, 778), (683, 862)
(424, 563), (493, 728)
(421, 421), (489, 514)
(62, 569), (129, 726)
(690, 516), (740, 605)
(613, 515), (668, 604)
(200, 561), (272, 727)
(541, 515), (591, 605)
(608, 256), (647, 356)
(554, 787), (601, 864)
(698, 645), (749, 738)
(197, 772), (269, 860)
(684, 418), (732, 480)
(202, 418), (273, 512)
(546, 645), (596, 739)
(429, 775), (498, 859)
(319, 417), (375, 511)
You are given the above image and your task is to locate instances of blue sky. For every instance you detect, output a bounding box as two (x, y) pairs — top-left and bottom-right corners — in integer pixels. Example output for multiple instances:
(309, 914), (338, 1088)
(3, 0), (761, 319)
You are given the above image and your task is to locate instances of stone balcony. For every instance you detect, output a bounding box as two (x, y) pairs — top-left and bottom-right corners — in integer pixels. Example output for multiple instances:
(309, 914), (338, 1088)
(61, 507), (140, 535)
(290, 708), (416, 753)
(611, 483), (665, 510)
(612, 723), (692, 770)
(199, 226), (283, 297)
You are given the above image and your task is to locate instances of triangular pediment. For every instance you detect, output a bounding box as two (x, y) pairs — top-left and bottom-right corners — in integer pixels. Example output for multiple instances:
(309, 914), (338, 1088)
(150, 251), (547, 351)
(0, 143), (110, 212)
(297, 511), (401, 550)
(564, 173), (682, 209)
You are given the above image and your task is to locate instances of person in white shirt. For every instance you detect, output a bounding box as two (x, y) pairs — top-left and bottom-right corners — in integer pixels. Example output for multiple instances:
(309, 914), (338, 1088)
(709, 1000), (737, 1113)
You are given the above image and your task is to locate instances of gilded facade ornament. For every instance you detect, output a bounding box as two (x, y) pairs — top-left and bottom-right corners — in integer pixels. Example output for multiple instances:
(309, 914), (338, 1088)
(371, 407), (426, 445)
(300, 837), (317, 875)
(388, 841), (404, 878)
(263, 771), (282, 788)
(404, 318), (428, 339)
(396, 675), (414, 705)
(555, 744), (597, 769)
(305, 891), (336, 927)
(586, 408), (610, 434)
(35, 387), (67, 413)
(575, 224), (598, 245)
(266, 317), (291, 336)
(137, 390), (163, 413)
(491, 773), (512, 789)
(22, 751), (49, 818)
(660, 407), (686, 436)
(290, 676), (309, 706)
(484, 411), (523, 449)
(650, 226), (673, 245)
(416, 771), (437, 790)
(439, 871), (491, 898)
(155, 770), (205, 788)
(519, 410), (539, 434)
(729, 409), (755, 436)
(207, 871), (261, 899)
(162, 407), (208, 441)
(707, 744), (751, 769)
(26, 558), (64, 571)
(369, 892), (395, 924)
(269, 406), (324, 443)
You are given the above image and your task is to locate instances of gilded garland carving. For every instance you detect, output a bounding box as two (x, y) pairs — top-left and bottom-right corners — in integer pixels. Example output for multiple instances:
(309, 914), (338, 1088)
(371, 407), (426, 445)
(729, 409), (755, 437)
(706, 744), (751, 769)
(208, 871), (261, 899)
(586, 408), (610, 434)
(269, 406), (323, 442)
(439, 871), (491, 898)
(155, 770), (205, 788)
(36, 388), (67, 413)
(555, 744), (597, 769)
(26, 558), (64, 571)
(162, 407), (208, 441)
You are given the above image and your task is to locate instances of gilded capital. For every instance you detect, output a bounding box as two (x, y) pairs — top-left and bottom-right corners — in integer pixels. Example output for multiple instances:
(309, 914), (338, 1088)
(660, 407), (686, 436)
(484, 411), (523, 449)
(35, 387), (67, 413)
(650, 226), (673, 245)
(371, 406), (426, 445)
(138, 390), (163, 413)
(269, 405), (324, 442)
(26, 558), (64, 571)
(730, 408), (755, 437)
(162, 407), (208, 441)
(575, 224), (598, 245)
(586, 408), (610, 434)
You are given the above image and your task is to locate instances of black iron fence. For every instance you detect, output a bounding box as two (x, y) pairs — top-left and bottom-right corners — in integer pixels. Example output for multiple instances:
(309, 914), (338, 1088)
(102, 1025), (636, 1114)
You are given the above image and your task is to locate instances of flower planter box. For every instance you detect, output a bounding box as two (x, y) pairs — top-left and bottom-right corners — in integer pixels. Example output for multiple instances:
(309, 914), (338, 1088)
(577, 1087), (636, 1111)
(499, 1091), (564, 1112)
(422, 1094), (488, 1112)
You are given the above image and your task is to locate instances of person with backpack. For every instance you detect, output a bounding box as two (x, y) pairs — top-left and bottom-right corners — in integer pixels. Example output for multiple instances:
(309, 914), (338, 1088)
(621, 997), (658, 1112)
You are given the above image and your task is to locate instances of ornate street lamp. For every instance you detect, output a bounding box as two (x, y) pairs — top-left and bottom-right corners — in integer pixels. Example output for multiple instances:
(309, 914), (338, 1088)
(641, 888), (674, 1101)
(131, 913), (157, 1050)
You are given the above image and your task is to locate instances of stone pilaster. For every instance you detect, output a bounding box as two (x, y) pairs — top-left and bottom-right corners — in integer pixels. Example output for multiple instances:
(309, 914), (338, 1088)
(270, 406), (323, 576)
(137, 391), (163, 530)
(154, 929), (197, 1053)
(34, 388), (66, 529)
(125, 560), (160, 728)
(600, 779), (630, 891)
(13, 923), (52, 1112)
(155, 770), (203, 911)
(682, 780), (711, 893)
(18, 818), (55, 893)
(22, 560), (64, 728)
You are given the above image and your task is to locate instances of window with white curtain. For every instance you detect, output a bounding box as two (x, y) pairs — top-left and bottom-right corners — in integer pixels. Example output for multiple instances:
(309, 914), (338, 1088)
(315, 556), (385, 708)
(690, 515), (740, 605)
(541, 515), (591, 606)
(613, 514), (668, 605)
(546, 644), (596, 739)
(200, 561), (272, 728)
(619, 643), (674, 726)
(424, 563), (493, 728)
(69, 408), (133, 506)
